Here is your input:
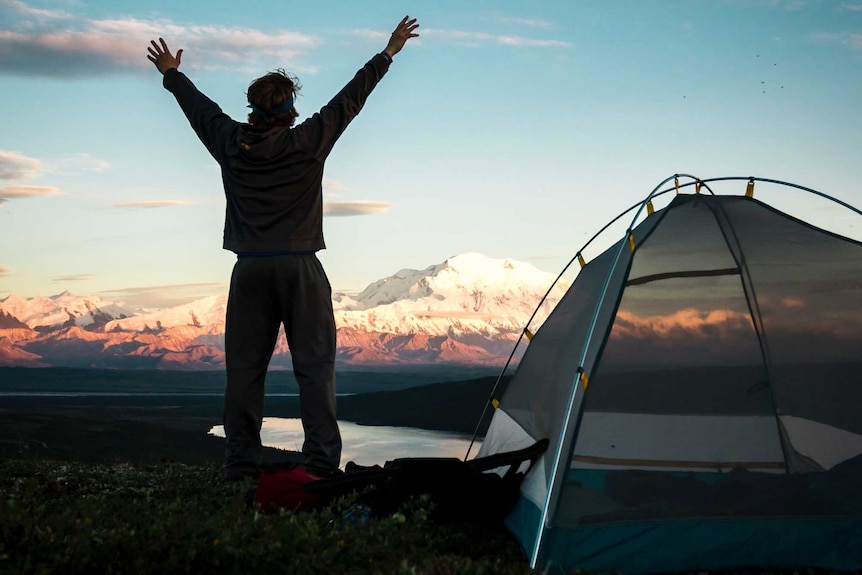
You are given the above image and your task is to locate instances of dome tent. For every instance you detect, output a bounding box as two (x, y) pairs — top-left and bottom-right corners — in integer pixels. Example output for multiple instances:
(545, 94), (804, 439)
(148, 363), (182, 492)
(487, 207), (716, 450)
(473, 175), (862, 573)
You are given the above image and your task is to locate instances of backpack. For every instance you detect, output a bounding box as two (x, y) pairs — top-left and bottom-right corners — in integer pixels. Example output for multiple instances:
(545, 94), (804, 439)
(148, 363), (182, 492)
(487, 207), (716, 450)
(252, 438), (549, 525)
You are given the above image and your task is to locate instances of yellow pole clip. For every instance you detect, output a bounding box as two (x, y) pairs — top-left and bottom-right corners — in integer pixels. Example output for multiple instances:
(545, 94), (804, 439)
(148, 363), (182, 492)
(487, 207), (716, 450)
(647, 200), (655, 215)
(491, 398), (500, 409)
(674, 177), (679, 195)
(524, 328), (534, 341)
(628, 233), (636, 253)
(746, 178), (755, 198)
(577, 253), (586, 268)
(579, 370), (589, 390)
(695, 180), (702, 194)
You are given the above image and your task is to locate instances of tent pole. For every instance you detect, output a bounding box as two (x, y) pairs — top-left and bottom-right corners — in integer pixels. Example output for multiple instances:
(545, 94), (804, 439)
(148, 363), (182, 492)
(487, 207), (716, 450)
(530, 174), (684, 569)
(705, 186), (790, 473)
(530, 233), (632, 568)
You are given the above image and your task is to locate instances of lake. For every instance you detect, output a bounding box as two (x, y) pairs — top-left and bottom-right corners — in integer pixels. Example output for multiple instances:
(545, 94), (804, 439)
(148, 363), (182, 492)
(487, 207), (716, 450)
(209, 418), (483, 466)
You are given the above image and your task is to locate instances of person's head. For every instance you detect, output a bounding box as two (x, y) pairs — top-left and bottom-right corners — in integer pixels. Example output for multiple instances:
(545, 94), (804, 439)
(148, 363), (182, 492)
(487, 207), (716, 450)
(246, 69), (301, 130)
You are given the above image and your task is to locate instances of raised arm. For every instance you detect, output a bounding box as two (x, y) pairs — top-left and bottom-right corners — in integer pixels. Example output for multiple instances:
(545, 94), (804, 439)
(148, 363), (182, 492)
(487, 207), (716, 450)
(293, 16), (420, 161)
(383, 16), (420, 59)
(147, 38), (183, 74)
(147, 38), (237, 163)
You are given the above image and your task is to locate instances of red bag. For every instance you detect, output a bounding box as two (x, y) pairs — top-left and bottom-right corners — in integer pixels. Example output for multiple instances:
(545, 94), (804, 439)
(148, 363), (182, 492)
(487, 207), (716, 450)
(253, 466), (324, 513)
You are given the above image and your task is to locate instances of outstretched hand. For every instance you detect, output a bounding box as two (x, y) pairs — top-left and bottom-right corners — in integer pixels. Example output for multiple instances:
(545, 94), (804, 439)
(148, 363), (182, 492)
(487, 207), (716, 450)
(383, 16), (419, 58)
(147, 38), (183, 74)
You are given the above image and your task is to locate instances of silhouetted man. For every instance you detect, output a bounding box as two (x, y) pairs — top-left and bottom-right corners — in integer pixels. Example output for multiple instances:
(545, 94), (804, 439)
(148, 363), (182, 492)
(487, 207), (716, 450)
(147, 16), (419, 480)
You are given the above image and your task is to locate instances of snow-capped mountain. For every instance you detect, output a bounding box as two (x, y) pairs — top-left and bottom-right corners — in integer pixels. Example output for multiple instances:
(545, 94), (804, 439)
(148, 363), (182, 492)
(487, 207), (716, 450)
(0, 253), (567, 369)
(0, 291), (138, 330)
(103, 295), (227, 333)
(333, 253), (562, 338)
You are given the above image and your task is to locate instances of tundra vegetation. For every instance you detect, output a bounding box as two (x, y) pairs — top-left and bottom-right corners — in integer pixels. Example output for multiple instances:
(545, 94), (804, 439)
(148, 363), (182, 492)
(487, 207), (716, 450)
(0, 458), (532, 574)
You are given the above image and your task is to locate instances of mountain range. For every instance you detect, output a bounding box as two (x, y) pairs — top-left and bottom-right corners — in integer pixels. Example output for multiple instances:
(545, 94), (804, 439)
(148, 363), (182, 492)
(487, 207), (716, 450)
(0, 253), (567, 370)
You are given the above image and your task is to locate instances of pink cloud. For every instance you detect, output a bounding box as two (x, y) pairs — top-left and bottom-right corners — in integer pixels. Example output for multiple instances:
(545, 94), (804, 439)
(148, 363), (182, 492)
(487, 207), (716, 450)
(323, 200), (395, 217)
(323, 179), (350, 193)
(0, 150), (41, 180)
(0, 185), (59, 199)
(611, 308), (754, 340)
(0, 3), (319, 77)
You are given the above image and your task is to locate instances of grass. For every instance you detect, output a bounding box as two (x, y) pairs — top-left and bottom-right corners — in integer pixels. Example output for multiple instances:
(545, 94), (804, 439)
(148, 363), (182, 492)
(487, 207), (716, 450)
(0, 458), (532, 575)
(4, 458), (859, 575)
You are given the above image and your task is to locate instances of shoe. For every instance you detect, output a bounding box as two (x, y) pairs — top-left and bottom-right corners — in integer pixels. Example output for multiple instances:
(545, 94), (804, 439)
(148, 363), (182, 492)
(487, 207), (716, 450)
(304, 465), (344, 479)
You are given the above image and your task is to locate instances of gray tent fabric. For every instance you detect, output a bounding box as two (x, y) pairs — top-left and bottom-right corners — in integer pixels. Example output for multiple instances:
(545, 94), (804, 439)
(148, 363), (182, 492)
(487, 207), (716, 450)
(477, 181), (862, 574)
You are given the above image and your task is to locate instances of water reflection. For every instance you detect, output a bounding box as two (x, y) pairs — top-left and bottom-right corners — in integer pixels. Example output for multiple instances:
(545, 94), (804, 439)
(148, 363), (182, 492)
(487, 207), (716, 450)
(210, 418), (481, 466)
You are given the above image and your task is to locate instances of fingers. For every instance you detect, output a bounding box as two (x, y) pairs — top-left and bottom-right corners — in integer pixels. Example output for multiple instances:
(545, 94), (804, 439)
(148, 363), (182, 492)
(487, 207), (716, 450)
(396, 16), (419, 31)
(146, 38), (182, 72)
(393, 16), (419, 40)
(147, 38), (172, 56)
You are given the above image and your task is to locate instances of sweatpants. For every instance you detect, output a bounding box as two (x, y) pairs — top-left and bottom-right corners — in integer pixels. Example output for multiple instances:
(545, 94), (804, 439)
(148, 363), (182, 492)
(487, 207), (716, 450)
(223, 253), (341, 475)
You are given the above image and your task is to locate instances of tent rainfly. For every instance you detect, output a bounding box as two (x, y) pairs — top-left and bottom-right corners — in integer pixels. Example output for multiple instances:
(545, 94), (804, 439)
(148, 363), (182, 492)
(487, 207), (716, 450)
(473, 175), (862, 574)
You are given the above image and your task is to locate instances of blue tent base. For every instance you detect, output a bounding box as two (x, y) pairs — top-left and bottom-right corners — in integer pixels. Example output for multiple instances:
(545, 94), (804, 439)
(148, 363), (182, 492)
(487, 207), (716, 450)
(506, 497), (862, 574)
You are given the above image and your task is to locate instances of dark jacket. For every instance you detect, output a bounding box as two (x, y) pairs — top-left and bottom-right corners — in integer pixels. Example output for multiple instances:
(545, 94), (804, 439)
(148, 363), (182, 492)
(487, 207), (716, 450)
(162, 53), (391, 253)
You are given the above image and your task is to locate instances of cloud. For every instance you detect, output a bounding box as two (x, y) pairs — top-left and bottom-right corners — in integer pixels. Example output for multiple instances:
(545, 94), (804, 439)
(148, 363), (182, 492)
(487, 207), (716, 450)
(51, 273), (94, 283)
(0, 264), (10, 275)
(0, 185), (59, 200)
(493, 16), (552, 28)
(723, 0), (809, 9)
(48, 153), (111, 176)
(323, 200), (395, 217)
(599, 307), (765, 367)
(422, 28), (571, 48)
(110, 200), (193, 209)
(0, 150), (41, 179)
(100, 282), (225, 309)
(348, 26), (570, 48)
(811, 31), (862, 50)
(323, 178), (350, 192)
(1, 149), (108, 181)
(2, 0), (72, 20)
(840, 2), (862, 10)
(347, 28), (390, 42)
(0, 2), (320, 77)
(611, 308), (754, 340)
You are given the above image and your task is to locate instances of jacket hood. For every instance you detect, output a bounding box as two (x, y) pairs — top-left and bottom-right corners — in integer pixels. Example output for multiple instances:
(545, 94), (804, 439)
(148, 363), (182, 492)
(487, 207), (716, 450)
(235, 124), (291, 159)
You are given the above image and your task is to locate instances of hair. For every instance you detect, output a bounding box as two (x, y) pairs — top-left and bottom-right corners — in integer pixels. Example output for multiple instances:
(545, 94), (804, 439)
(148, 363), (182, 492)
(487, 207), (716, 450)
(246, 69), (301, 130)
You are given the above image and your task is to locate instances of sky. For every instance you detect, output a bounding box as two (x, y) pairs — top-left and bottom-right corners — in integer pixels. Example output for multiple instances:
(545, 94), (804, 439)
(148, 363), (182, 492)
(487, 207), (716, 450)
(1, 0), (860, 309)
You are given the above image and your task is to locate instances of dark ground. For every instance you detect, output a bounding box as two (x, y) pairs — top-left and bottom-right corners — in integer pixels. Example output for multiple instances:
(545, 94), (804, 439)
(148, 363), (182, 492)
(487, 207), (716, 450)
(0, 395), (267, 465)
(0, 376), (505, 466)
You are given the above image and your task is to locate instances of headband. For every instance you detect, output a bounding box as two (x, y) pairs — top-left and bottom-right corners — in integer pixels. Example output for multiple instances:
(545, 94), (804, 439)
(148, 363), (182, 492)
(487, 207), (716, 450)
(247, 96), (295, 123)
